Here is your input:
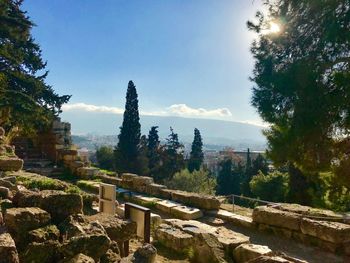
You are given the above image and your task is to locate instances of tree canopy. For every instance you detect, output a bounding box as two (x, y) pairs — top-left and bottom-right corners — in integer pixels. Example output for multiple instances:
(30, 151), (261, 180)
(115, 80), (141, 174)
(188, 128), (204, 172)
(248, 0), (350, 188)
(0, 0), (70, 135)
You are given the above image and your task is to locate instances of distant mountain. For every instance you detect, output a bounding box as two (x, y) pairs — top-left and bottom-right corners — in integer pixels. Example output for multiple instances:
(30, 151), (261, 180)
(62, 111), (266, 150)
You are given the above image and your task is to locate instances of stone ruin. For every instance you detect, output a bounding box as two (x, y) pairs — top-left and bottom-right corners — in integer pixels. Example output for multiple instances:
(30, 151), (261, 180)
(0, 127), (23, 172)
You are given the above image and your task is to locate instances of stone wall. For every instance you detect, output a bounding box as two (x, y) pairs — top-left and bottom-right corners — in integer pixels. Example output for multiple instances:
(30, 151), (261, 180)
(252, 205), (350, 255)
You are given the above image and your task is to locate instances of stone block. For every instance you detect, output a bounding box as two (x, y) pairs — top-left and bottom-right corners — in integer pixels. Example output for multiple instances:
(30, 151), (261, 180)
(170, 205), (203, 220)
(0, 158), (23, 171)
(158, 189), (173, 200)
(156, 200), (181, 214)
(252, 206), (301, 231)
(146, 183), (167, 196)
(233, 243), (272, 263)
(121, 173), (138, 181)
(258, 224), (293, 239)
(0, 186), (11, 199)
(76, 167), (100, 179)
(154, 224), (194, 253)
(300, 218), (350, 244)
(0, 232), (19, 263)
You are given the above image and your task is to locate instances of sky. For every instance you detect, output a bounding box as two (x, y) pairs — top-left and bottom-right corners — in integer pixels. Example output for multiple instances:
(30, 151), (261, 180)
(23, 0), (265, 126)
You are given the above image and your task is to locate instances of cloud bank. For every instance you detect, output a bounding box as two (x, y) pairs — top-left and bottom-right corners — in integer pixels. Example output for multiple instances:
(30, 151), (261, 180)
(62, 102), (232, 119)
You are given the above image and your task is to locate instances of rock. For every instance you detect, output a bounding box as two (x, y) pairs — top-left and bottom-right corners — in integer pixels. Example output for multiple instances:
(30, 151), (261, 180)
(28, 224), (60, 243)
(0, 232), (19, 263)
(40, 190), (83, 223)
(300, 218), (350, 244)
(59, 214), (111, 261)
(278, 204), (344, 221)
(20, 240), (62, 263)
(13, 189), (83, 223)
(154, 223), (194, 253)
(215, 227), (250, 254)
(170, 205), (203, 220)
(0, 199), (13, 213)
(76, 167), (100, 179)
(0, 178), (16, 191)
(100, 249), (121, 263)
(156, 200), (181, 214)
(121, 173), (138, 181)
(158, 189), (173, 200)
(0, 157), (23, 171)
(0, 211), (2, 225)
(133, 243), (157, 263)
(4, 207), (51, 244)
(248, 255), (291, 262)
(146, 183), (167, 196)
(170, 190), (220, 210)
(132, 176), (154, 192)
(63, 253), (95, 263)
(87, 213), (137, 242)
(0, 186), (11, 199)
(252, 206), (301, 231)
(193, 232), (228, 263)
(258, 224), (293, 239)
(233, 244), (272, 263)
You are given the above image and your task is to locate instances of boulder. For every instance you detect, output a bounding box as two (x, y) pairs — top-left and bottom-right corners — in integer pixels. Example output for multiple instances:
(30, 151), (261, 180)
(252, 206), (301, 231)
(63, 253), (95, 263)
(0, 157), (23, 171)
(59, 214), (111, 261)
(0, 178), (17, 191)
(120, 243), (157, 263)
(215, 227), (250, 253)
(132, 176), (154, 192)
(0, 232), (19, 263)
(100, 249), (121, 263)
(0, 186), (11, 199)
(121, 173), (138, 181)
(233, 244), (272, 263)
(193, 232), (228, 263)
(154, 224), (194, 253)
(87, 213), (137, 242)
(13, 189), (83, 223)
(28, 224), (60, 243)
(76, 167), (100, 179)
(0, 199), (13, 213)
(300, 218), (350, 244)
(20, 240), (62, 263)
(4, 207), (51, 244)
(40, 190), (83, 223)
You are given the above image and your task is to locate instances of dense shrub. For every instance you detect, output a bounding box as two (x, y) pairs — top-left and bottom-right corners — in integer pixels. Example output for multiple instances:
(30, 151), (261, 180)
(166, 169), (216, 195)
(249, 171), (289, 202)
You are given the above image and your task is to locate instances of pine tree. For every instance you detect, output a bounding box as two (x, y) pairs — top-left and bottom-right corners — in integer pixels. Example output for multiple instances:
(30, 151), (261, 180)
(216, 159), (233, 195)
(161, 127), (184, 181)
(188, 128), (204, 172)
(147, 126), (161, 176)
(0, 0), (70, 136)
(115, 81), (141, 174)
(241, 148), (254, 196)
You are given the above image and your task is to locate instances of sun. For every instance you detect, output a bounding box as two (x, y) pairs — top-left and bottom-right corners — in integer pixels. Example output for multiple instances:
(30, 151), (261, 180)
(269, 22), (281, 33)
(262, 21), (281, 35)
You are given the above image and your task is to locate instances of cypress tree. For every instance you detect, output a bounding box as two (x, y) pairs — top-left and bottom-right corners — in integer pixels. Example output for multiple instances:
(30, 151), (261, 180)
(147, 126), (161, 174)
(188, 128), (204, 172)
(115, 80), (141, 173)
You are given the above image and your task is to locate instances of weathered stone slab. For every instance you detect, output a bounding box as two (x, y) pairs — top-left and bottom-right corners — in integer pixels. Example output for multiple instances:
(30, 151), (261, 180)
(0, 158), (23, 171)
(76, 167), (100, 179)
(64, 253), (95, 263)
(154, 224), (194, 253)
(87, 213), (136, 242)
(158, 189), (173, 200)
(300, 218), (350, 244)
(146, 183), (167, 196)
(4, 207), (51, 244)
(258, 224), (293, 239)
(0, 232), (19, 263)
(171, 189), (220, 210)
(215, 227), (250, 253)
(278, 204), (344, 221)
(156, 199), (181, 214)
(207, 209), (254, 228)
(252, 206), (301, 231)
(121, 173), (138, 181)
(132, 194), (161, 206)
(170, 205), (203, 220)
(233, 243), (272, 263)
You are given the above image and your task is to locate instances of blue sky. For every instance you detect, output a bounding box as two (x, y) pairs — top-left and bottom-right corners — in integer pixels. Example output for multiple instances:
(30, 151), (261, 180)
(23, 0), (265, 126)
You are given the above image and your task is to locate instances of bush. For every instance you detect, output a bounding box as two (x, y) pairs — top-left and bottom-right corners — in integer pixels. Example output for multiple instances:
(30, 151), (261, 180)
(96, 145), (115, 170)
(250, 171), (289, 202)
(16, 175), (67, 191)
(166, 169), (216, 195)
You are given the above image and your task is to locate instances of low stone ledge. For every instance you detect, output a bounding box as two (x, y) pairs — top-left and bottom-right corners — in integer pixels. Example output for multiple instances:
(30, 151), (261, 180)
(233, 243), (272, 263)
(0, 158), (23, 172)
(300, 218), (350, 244)
(252, 206), (301, 231)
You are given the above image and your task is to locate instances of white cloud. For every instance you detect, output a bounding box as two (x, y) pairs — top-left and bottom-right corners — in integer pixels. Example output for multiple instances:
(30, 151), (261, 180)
(167, 104), (232, 118)
(62, 103), (124, 114)
(238, 120), (269, 128)
(62, 102), (232, 119)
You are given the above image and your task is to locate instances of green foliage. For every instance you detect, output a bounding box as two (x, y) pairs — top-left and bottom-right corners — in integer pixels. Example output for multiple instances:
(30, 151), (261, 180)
(167, 168), (216, 195)
(147, 126), (162, 177)
(188, 128), (204, 172)
(0, 0), (70, 135)
(115, 80), (142, 174)
(17, 176), (67, 191)
(248, 0), (350, 203)
(76, 180), (99, 193)
(250, 171), (289, 202)
(96, 146), (115, 171)
(135, 135), (150, 176)
(216, 159), (244, 196)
